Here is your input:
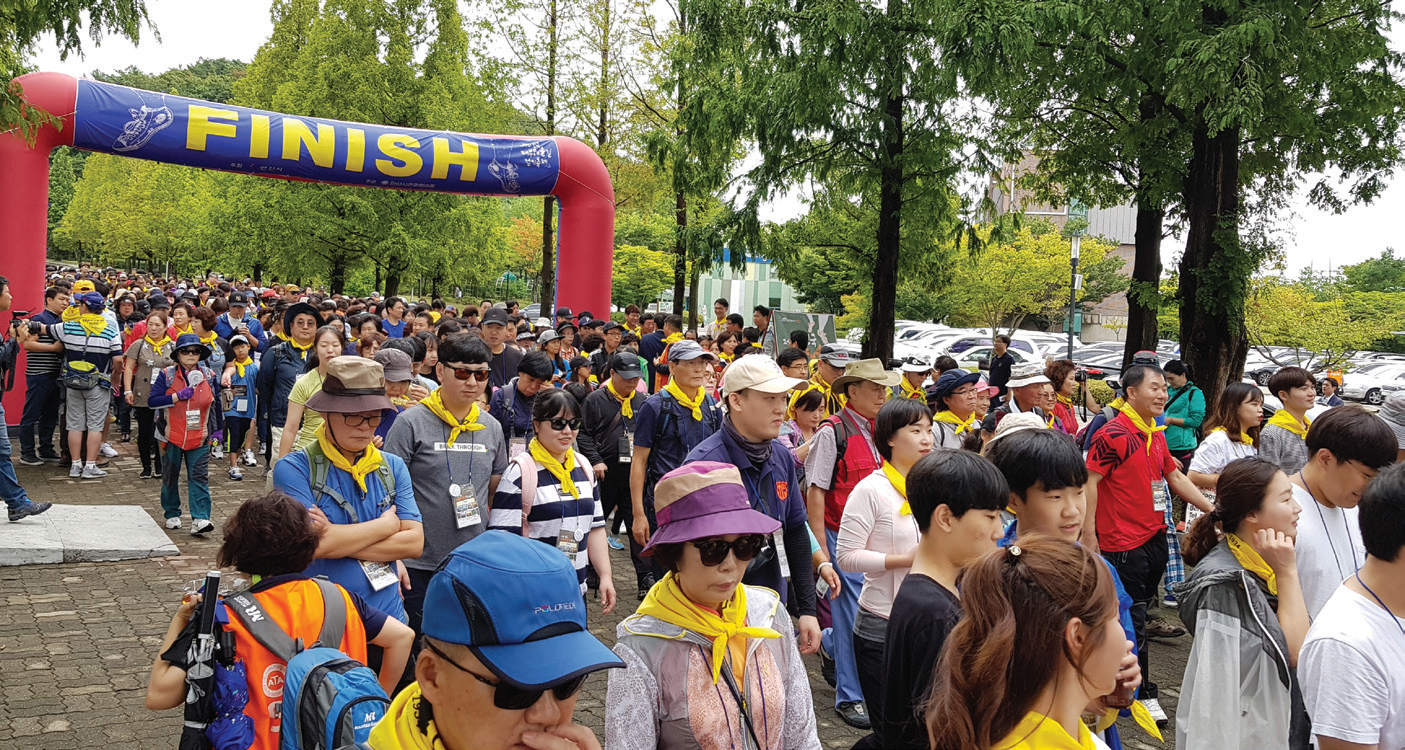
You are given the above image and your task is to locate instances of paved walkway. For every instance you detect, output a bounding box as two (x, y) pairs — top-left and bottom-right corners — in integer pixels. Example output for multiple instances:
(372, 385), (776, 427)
(0, 443), (1187, 749)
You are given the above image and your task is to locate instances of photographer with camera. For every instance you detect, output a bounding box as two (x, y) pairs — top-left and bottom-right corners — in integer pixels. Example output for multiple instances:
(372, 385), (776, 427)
(15, 286), (68, 466)
(29, 290), (125, 479)
(0, 276), (53, 522)
(1046, 359), (1100, 436)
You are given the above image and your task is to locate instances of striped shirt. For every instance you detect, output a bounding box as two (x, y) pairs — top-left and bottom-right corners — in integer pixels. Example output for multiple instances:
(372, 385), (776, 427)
(1259, 423), (1310, 475)
(487, 454), (603, 594)
(54, 320), (124, 375)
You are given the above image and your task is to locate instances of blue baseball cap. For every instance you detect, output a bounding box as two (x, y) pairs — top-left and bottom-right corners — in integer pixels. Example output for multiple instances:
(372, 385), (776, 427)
(422, 531), (624, 689)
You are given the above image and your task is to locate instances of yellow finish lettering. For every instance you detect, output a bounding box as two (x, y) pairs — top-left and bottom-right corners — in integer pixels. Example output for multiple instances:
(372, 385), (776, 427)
(376, 134), (423, 177)
(250, 114), (270, 159)
(346, 128), (366, 172)
(186, 106), (238, 151)
(431, 137), (479, 181)
(281, 118), (336, 168)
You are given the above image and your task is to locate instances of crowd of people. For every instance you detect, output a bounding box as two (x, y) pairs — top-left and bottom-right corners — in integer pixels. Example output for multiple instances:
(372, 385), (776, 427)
(2, 266), (1404, 750)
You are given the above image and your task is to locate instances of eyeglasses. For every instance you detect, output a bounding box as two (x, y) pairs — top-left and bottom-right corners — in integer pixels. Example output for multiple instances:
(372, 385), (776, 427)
(690, 535), (766, 567)
(443, 364), (491, 382)
(424, 640), (587, 710)
(341, 413), (384, 428)
(546, 417), (583, 432)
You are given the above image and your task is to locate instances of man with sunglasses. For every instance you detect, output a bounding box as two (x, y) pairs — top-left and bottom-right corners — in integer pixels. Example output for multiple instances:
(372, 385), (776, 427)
(366, 531), (622, 750)
(384, 334), (508, 643)
(272, 356), (423, 646)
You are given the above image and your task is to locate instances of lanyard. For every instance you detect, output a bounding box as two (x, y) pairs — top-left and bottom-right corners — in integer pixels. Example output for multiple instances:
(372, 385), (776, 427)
(1355, 573), (1405, 637)
(740, 465), (775, 519)
(1299, 473), (1361, 580)
(443, 423), (478, 488)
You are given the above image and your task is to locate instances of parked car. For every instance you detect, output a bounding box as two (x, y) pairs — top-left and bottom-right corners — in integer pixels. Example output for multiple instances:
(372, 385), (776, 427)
(958, 346), (1035, 372)
(1340, 364), (1405, 405)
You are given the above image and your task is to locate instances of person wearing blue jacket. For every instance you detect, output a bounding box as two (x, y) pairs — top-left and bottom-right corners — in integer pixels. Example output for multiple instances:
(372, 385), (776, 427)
(255, 303), (318, 469)
(213, 292), (266, 351)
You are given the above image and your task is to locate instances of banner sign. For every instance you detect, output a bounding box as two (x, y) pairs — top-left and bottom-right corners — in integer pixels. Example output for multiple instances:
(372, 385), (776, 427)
(773, 311), (837, 352)
(72, 79), (561, 196)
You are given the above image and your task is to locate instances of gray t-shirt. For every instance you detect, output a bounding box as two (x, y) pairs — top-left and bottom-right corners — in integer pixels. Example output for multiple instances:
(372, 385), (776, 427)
(383, 404), (509, 571)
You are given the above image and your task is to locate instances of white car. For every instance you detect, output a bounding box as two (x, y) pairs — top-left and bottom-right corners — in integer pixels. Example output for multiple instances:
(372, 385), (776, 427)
(956, 346), (1035, 372)
(1339, 365), (1405, 405)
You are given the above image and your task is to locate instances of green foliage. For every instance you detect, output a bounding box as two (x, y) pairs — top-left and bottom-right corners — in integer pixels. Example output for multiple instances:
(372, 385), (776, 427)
(92, 58), (247, 103)
(612, 244), (673, 308)
(1341, 249), (1405, 295)
(1246, 279), (1394, 371)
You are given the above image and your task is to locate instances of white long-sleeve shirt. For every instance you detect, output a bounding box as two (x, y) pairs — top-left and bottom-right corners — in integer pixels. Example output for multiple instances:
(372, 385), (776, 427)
(837, 470), (920, 619)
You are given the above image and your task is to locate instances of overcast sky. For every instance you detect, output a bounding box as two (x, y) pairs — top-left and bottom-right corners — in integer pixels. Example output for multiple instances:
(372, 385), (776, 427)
(27, 0), (1404, 276)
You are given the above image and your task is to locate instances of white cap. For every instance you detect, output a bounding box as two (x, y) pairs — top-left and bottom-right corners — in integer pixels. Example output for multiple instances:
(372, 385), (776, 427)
(722, 355), (807, 396)
(1007, 363), (1050, 388)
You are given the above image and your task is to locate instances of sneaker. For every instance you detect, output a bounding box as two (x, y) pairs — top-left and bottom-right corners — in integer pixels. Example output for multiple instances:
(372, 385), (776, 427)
(228, 467), (243, 481)
(99, 442), (119, 458)
(258, 441), (268, 456)
(637, 573), (657, 600)
(1163, 592), (1179, 608)
(139, 467), (153, 480)
(120, 432), (131, 443)
(819, 641), (837, 688)
(38, 453), (64, 464)
(836, 701), (871, 730)
(242, 449), (257, 467)
(1140, 697), (1170, 728)
(607, 535), (625, 551)
(81, 463), (107, 479)
(211, 444), (225, 460)
(1146, 618), (1187, 639)
(69, 461), (82, 478)
(8, 501), (52, 522)
(165, 517), (182, 530)
(191, 519), (215, 535)
(18, 455), (44, 467)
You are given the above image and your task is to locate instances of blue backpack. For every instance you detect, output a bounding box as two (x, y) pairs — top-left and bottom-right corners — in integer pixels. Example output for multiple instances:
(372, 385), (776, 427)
(225, 578), (390, 750)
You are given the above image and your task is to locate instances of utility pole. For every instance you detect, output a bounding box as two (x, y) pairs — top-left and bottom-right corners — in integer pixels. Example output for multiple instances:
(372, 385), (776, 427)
(1067, 232), (1082, 361)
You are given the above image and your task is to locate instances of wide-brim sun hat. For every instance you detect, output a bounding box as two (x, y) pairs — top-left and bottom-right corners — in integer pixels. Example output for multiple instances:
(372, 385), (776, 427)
(642, 462), (781, 556)
(931, 369), (981, 401)
(985, 412), (1048, 446)
(282, 302), (320, 332)
(830, 358), (902, 393)
(306, 356), (394, 413)
(1006, 362), (1051, 389)
(172, 333), (211, 361)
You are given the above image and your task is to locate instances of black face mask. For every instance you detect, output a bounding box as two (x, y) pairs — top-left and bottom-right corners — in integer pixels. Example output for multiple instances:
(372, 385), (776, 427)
(723, 413), (773, 467)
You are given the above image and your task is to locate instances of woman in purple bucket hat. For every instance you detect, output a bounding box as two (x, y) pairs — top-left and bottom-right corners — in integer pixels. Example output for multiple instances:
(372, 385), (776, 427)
(605, 460), (822, 750)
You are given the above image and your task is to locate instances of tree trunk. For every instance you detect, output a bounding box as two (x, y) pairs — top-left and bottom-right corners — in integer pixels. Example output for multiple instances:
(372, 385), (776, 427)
(1178, 121), (1245, 412)
(673, 190), (687, 316)
(538, 0), (559, 311)
(385, 268), (402, 300)
(688, 259), (701, 332)
(251, 262), (264, 285)
(374, 263), (382, 294)
(328, 256), (346, 295)
(1122, 194), (1164, 371)
(865, 0), (904, 364)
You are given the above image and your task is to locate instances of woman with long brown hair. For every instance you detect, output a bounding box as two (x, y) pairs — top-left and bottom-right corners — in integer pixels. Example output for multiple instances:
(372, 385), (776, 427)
(925, 535), (1133, 750)
(1177, 457), (1309, 750)
(1187, 382), (1264, 522)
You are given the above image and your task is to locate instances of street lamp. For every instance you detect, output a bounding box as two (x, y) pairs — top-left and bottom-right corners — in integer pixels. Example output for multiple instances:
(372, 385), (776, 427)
(1067, 233), (1082, 361)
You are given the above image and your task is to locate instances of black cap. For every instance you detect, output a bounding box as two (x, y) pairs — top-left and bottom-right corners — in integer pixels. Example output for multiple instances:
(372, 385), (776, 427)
(150, 296), (171, 310)
(578, 310), (594, 321)
(482, 307), (509, 327)
(228, 291), (249, 306)
(601, 321), (623, 333)
(555, 307), (573, 317)
(609, 352), (644, 379)
(582, 318), (605, 329)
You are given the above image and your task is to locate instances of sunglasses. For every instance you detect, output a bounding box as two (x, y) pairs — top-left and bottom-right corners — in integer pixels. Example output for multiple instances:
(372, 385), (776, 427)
(546, 417), (583, 432)
(690, 535), (766, 567)
(443, 364), (491, 382)
(177, 348), (203, 356)
(425, 640), (586, 710)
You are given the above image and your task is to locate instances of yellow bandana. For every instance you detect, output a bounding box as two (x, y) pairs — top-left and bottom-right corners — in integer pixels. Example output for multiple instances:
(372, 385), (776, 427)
(528, 438), (579, 499)
(61, 305), (109, 336)
(1210, 426), (1254, 446)
(788, 383), (823, 420)
(900, 377), (925, 400)
(880, 460), (911, 515)
(994, 711), (1100, 750)
(1266, 409), (1310, 439)
(811, 375), (846, 417)
(316, 424), (384, 494)
(366, 681), (446, 750)
(1226, 532), (1278, 595)
(279, 331), (313, 360)
(663, 332), (684, 345)
(665, 380), (707, 422)
(231, 355), (253, 378)
(625, 323), (641, 337)
(143, 334), (173, 352)
(605, 379), (636, 419)
(198, 330), (217, 348)
(419, 388), (486, 444)
(719, 351), (735, 364)
(173, 322), (193, 336)
(635, 573), (779, 684)
(1057, 393), (1074, 408)
(1117, 402), (1167, 455)
(934, 409), (978, 435)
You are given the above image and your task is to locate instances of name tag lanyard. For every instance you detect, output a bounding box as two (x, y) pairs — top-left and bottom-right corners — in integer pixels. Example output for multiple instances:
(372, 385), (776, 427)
(445, 424), (482, 529)
(444, 423), (478, 495)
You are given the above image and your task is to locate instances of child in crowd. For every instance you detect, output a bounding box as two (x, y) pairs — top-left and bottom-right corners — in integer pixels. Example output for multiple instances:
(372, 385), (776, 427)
(219, 334), (258, 480)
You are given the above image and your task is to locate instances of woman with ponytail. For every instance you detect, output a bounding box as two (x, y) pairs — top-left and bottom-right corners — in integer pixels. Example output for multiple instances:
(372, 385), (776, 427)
(925, 535), (1135, 750)
(1178, 457), (1311, 750)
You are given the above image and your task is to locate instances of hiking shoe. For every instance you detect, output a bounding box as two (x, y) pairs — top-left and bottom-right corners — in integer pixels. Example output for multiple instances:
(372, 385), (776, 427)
(18, 454), (45, 467)
(242, 449), (257, 467)
(637, 573), (657, 600)
(99, 442), (119, 458)
(81, 464), (107, 479)
(607, 535), (625, 551)
(836, 701), (871, 730)
(1140, 697), (1170, 728)
(69, 462), (83, 478)
(228, 467), (243, 481)
(8, 501), (52, 522)
(1146, 618), (1187, 639)
(165, 517), (182, 530)
(191, 519), (215, 535)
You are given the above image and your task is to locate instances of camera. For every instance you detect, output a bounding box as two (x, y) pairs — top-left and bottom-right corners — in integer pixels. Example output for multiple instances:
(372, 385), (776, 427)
(1074, 368), (1089, 383)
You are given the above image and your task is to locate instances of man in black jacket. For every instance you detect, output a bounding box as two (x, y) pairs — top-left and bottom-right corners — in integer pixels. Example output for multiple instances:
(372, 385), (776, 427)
(578, 351), (648, 593)
(589, 321), (624, 382)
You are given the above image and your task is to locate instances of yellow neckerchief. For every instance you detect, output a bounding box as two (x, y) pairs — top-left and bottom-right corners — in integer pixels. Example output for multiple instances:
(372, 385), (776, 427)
(605, 379), (636, 419)
(366, 681), (445, 750)
(61, 305), (108, 336)
(316, 424), (383, 494)
(719, 351), (735, 364)
(1057, 393), (1074, 408)
(1108, 395), (1126, 410)
(625, 322), (641, 337)
(787, 383), (823, 420)
(173, 322), (193, 336)
(231, 355), (253, 379)
(636, 573), (779, 684)
(1117, 402), (1167, 455)
(197, 330), (217, 348)
(811, 374), (846, 416)
(934, 409), (978, 435)
(751, 342), (763, 349)
(663, 331), (684, 345)
(279, 331), (313, 360)
(419, 388), (486, 443)
(1047, 414), (1058, 429)
(528, 438), (579, 499)
(1226, 532), (1278, 595)
(143, 334), (172, 352)
(993, 711), (1098, 750)
(1266, 408), (1310, 439)
(899, 377), (925, 400)
(665, 380), (707, 421)
(880, 460), (911, 515)
(1210, 426), (1254, 446)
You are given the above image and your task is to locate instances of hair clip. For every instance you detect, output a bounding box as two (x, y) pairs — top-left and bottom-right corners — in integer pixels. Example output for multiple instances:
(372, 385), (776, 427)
(1008, 544), (1022, 557)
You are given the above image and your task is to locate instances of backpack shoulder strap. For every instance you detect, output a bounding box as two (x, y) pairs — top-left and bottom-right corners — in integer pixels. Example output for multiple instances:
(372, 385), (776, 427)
(302, 442), (362, 524)
(514, 452), (538, 536)
(311, 577), (347, 650)
(225, 588), (300, 662)
(651, 391), (677, 449)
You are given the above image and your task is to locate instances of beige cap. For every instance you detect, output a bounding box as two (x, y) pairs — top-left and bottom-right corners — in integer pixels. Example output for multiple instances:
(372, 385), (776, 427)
(722, 355), (807, 396)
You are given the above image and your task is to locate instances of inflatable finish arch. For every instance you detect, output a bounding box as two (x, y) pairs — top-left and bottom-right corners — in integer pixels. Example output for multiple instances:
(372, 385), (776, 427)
(0, 71), (614, 418)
